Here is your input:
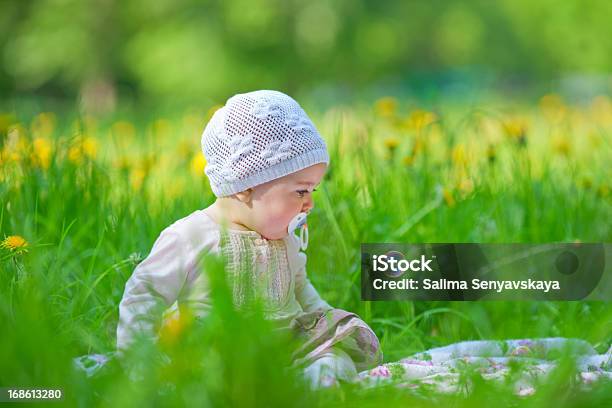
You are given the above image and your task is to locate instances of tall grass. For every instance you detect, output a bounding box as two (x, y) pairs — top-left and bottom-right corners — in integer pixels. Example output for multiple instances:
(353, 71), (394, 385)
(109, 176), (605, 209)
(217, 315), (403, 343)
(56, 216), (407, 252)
(1, 95), (611, 406)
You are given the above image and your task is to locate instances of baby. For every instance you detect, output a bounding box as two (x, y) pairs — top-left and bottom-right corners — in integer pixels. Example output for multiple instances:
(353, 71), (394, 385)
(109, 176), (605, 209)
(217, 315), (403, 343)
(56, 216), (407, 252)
(116, 90), (382, 388)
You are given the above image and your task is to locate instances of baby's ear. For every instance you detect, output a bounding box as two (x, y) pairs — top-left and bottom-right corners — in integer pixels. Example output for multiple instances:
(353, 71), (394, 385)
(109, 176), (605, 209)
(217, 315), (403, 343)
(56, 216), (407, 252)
(234, 188), (253, 204)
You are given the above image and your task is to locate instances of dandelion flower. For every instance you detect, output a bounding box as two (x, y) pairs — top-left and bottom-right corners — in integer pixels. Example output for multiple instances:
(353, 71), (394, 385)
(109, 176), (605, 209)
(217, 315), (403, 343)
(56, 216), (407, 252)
(82, 137), (99, 159)
(383, 136), (401, 151)
(502, 118), (528, 146)
(159, 308), (194, 346)
(114, 156), (132, 171)
(177, 139), (192, 159)
(152, 119), (172, 139)
(588, 132), (601, 148)
(458, 178), (474, 195)
(190, 153), (207, 176)
(130, 168), (146, 191)
(32, 137), (52, 169)
(68, 146), (83, 164)
(139, 154), (156, 174)
(111, 121), (136, 139)
(552, 135), (571, 157)
(486, 145), (496, 164)
(1, 235), (28, 253)
(415, 137), (425, 155)
(580, 178), (592, 190)
(590, 96), (612, 125)
(451, 144), (467, 166)
(402, 155), (414, 166)
(442, 188), (455, 207)
(374, 97), (398, 118)
(539, 94), (567, 123)
(404, 109), (437, 131)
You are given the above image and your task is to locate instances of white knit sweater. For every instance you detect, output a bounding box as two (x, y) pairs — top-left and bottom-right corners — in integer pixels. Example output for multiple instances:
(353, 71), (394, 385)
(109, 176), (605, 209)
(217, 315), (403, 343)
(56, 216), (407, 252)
(116, 208), (332, 351)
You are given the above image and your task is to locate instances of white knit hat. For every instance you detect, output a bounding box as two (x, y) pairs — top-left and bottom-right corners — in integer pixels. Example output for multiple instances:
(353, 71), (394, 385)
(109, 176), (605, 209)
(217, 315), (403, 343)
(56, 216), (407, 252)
(201, 90), (329, 197)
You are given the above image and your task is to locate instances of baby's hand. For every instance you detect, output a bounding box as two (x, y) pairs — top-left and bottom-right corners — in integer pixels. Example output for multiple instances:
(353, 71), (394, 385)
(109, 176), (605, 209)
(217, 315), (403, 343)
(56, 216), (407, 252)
(302, 356), (340, 390)
(301, 347), (358, 390)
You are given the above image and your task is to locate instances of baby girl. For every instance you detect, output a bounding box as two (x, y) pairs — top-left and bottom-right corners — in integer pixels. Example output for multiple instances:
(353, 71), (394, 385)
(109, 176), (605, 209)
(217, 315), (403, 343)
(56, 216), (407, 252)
(116, 90), (382, 388)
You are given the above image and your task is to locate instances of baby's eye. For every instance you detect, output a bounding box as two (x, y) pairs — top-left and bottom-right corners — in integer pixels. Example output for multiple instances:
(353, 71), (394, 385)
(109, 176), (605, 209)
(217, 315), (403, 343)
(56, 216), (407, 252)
(296, 188), (317, 198)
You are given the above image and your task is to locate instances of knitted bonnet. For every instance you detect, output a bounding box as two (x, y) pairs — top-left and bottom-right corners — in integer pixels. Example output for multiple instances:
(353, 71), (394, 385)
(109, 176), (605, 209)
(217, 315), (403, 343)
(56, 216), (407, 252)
(201, 90), (329, 197)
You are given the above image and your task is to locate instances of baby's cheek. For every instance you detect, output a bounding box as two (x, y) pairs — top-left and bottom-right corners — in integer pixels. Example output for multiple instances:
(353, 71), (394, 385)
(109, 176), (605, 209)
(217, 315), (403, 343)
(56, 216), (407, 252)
(268, 209), (292, 229)
(265, 202), (296, 231)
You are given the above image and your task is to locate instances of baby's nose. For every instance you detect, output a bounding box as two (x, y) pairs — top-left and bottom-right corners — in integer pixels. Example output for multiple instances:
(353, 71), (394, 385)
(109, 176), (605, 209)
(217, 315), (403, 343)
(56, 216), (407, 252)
(302, 197), (314, 213)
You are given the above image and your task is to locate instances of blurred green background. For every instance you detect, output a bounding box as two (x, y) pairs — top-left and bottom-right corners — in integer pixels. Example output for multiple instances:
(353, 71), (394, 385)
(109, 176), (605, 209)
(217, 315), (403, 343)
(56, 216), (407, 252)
(1, 1), (611, 405)
(2, 0), (612, 110)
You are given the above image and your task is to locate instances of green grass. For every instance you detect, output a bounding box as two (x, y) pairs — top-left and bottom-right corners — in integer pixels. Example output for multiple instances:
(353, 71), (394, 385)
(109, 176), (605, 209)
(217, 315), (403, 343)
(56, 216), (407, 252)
(1, 98), (611, 406)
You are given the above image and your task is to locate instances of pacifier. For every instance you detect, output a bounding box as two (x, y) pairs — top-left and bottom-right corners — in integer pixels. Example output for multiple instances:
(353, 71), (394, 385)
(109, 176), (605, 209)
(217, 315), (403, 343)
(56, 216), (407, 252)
(288, 212), (309, 251)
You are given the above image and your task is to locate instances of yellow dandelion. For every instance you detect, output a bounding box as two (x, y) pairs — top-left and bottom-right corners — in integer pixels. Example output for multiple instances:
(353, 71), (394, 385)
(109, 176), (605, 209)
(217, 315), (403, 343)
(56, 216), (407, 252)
(552, 135), (571, 157)
(374, 97), (398, 118)
(113, 156), (132, 171)
(111, 121), (136, 139)
(402, 155), (414, 166)
(442, 188), (455, 207)
(411, 137), (424, 156)
(163, 179), (186, 200)
(139, 154), (156, 174)
(458, 178), (474, 195)
(451, 144), (467, 166)
(159, 308), (194, 347)
(3, 149), (21, 163)
(152, 118), (172, 139)
(404, 109), (437, 131)
(1, 235), (28, 253)
(587, 132), (601, 148)
(68, 146), (83, 164)
(383, 136), (401, 151)
(183, 112), (202, 132)
(539, 94), (567, 123)
(177, 140), (193, 159)
(486, 145), (496, 164)
(590, 96), (612, 125)
(31, 137), (52, 169)
(502, 118), (527, 146)
(130, 168), (146, 191)
(82, 136), (99, 159)
(160, 315), (183, 344)
(580, 177), (592, 190)
(190, 153), (207, 175)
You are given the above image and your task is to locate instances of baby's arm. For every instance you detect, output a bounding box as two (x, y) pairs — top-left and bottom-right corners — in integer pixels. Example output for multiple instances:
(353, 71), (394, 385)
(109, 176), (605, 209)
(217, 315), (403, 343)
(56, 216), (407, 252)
(116, 230), (189, 352)
(294, 253), (333, 313)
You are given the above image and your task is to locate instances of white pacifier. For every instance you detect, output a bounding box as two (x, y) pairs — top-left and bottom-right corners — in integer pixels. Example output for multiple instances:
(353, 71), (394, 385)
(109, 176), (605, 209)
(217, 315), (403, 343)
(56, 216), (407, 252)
(288, 212), (309, 251)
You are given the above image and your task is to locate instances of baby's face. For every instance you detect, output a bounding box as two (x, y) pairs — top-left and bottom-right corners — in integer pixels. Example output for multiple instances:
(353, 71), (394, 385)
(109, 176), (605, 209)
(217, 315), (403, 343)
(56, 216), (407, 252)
(248, 163), (327, 240)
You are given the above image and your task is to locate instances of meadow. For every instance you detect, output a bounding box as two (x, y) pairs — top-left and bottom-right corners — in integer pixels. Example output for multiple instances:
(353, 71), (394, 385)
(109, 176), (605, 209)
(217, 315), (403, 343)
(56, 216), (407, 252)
(1, 94), (611, 406)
